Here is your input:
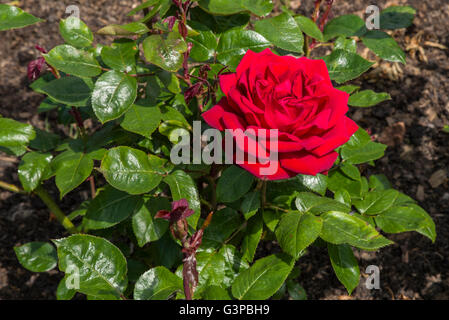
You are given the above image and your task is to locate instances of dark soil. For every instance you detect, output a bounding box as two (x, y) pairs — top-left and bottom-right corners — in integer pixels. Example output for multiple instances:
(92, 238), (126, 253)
(1, 0), (449, 300)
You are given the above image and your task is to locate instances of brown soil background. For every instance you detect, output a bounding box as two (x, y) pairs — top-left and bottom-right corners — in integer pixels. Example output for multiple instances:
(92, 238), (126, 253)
(0, 0), (448, 300)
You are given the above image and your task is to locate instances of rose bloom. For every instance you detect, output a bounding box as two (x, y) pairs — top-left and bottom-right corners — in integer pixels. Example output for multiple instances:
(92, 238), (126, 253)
(202, 48), (358, 180)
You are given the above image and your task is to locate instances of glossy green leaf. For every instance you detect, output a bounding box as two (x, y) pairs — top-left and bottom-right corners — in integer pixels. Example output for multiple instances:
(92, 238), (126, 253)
(101, 39), (138, 72)
(163, 170), (201, 228)
(348, 89), (391, 107)
(203, 207), (242, 249)
(44, 45), (102, 78)
(92, 70), (138, 123)
(217, 165), (255, 203)
(217, 29), (270, 69)
(132, 197), (170, 247)
(18, 152), (52, 192)
(40, 76), (93, 107)
(30, 128), (60, 152)
(297, 174), (328, 196)
(190, 6), (250, 34)
(14, 242), (57, 272)
(53, 235), (128, 299)
(328, 169), (363, 199)
(202, 286), (232, 300)
(97, 22), (150, 36)
(380, 5), (416, 30)
(276, 211), (322, 259)
(241, 0), (273, 16)
(231, 253), (294, 300)
(295, 192), (351, 215)
(294, 15), (323, 41)
(101, 147), (168, 195)
(187, 22), (218, 62)
(240, 191), (261, 220)
(322, 49), (374, 83)
(142, 32), (188, 72)
(353, 189), (399, 215)
(334, 189), (352, 207)
(341, 141), (387, 164)
(60, 17), (93, 48)
(121, 104), (162, 138)
(320, 211), (393, 250)
(0, 118), (35, 152)
(369, 174), (392, 191)
(220, 245), (249, 287)
(361, 30), (406, 63)
(340, 162), (361, 181)
(255, 12), (303, 53)
(0, 4), (42, 31)
(263, 209), (281, 232)
(83, 186), (143, 230)
(198, 0), (245, 15)
(375, 205), (436, 242)
(334, 36), (357, 53)
(134, 266), (183, 300)
(323, 14), (366, 41)
(328, 243), (360, 295)
(241, 213), (263, 263)
(56, 277), (76, 300)
(336, 85), (360, 94)
(52, 150), (95, 198)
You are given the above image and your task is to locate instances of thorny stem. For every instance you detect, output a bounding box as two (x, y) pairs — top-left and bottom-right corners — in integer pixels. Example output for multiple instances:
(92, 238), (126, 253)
(319, 0), (335, 31)
(34, 186), (78, 234)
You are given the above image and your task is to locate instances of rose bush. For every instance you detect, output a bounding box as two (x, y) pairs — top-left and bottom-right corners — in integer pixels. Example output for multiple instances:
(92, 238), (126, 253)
(203, 48), (358, 179)
(0, 1), (436, 301)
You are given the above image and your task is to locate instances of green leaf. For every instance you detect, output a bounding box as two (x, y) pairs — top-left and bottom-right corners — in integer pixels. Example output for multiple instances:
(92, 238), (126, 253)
(53, 235), (128, 299)
(18, 152), (52, 192)
(375, 205), (436, 242)
(295, 192), (351, 215)
(217, 165), (255, 203)
(294, 15), (324, 41)
(321, 49), (374, 83)
(320, 211), (393, 250)
(14, 242), (57, 272)
(56, 277), (76, 300)
(195, 251), (226, 292)
(328, 169), (363, 199)
(187, 22), (218, 62)
(240, 191), (261, 220)
(241, 0), (273, 16)
(276, 211), (322, 259)
(341, 141), (387, 164)
(369, 174), (392, 191)
(241, 213), (263, 263)
(134, 266), (183, 300)
(297, 174), (328, 196)
(163, 170), (201, 228)
(0, 118), (35, 152)
(334, 189), (352, 207)
(190, 7), (250, 34)
(132, 197), (170, 247)
(348, 89), (391, 107)
(334, 36), (357, 53)
(44, 45), (102, 78)
(127, 0), (161, 16)
(0, 4), (42, 31)
(217, 29), (270, 70)
(340, 162), (361, 181)
(83, 186), (143, 230)
(345, 127), (372, 148)
(231, 253), (294, 300)
(361, 30), (406, 64)
(263, 209), (281, 232)
(323, 14), (366, 41)
(92, 70), (138, 123)
(197, 0), (245, 15)
(336, 85), (360, 94)
(60, 17), (93, 48)
(101, 39), (138, 72)
(203, 207), (242, 249)
(40, 76), (93, 107)
(97, 22), (150, 36)
(142, 32), (188, 72)
(255, 12), (303, 53)
(380, 5), (416, 30)
(121, 104), (162, 138)
(328, 243), (360, 295)
(52, 150), (95, 198)
(353, 189), (399, 215)
(287, 281), (307, 300)
(202, 286), (232, 300)
(220, 245), (249, 287)
(101, 147), (168, 195)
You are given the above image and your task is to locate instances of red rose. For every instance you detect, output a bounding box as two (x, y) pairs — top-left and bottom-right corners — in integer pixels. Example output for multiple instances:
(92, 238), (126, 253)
(202, 48), (358, 180)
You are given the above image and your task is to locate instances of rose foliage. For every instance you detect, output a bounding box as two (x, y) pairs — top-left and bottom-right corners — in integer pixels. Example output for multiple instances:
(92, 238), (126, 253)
(0, 1), (435, 300)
